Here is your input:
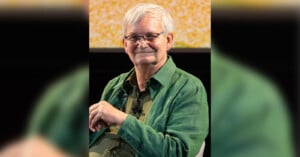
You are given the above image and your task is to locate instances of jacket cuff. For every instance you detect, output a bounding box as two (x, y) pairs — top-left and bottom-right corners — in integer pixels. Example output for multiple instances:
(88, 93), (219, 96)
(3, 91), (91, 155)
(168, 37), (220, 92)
(117, 115), (141, 149)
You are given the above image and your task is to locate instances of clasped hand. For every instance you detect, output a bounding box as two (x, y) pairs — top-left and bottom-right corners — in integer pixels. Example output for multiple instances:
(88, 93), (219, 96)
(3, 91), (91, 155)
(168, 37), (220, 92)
(89, 101), (128, 132)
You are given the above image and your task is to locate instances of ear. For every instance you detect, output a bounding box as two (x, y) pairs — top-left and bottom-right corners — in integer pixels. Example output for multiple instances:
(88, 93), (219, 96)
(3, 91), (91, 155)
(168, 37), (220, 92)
(166, 33), (174, 51)
(122, 38), (128, 54)
(122, 38), (126, 48)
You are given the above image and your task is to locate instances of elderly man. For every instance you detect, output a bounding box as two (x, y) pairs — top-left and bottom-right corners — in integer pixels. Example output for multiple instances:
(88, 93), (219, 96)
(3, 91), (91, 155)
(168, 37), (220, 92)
(89, 3), (209, 157)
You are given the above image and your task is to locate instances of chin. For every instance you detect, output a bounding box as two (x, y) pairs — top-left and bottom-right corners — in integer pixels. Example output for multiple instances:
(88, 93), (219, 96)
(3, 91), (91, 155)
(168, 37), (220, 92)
(134, 56), (157, 65)
(135, 59), (157, 66)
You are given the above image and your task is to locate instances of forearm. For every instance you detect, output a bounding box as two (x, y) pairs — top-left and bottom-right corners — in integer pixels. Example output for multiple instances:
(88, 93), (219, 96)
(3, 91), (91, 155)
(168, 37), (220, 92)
(118, 115), (206, 157)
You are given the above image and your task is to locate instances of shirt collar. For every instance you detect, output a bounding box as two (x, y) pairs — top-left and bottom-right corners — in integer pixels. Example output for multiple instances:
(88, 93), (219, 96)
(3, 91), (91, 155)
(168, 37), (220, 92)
(124, 71), (137, 90)
(123, 55), (177, 91)
(123, 69), (134, 92)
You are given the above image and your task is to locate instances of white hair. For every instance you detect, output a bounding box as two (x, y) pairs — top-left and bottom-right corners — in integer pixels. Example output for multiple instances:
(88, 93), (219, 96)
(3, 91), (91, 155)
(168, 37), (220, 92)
(122, 3), (174, 36)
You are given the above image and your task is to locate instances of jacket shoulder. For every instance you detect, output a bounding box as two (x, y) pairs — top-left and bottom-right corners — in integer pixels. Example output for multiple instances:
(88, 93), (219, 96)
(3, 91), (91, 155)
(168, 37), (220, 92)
(100, 71), (130, 100)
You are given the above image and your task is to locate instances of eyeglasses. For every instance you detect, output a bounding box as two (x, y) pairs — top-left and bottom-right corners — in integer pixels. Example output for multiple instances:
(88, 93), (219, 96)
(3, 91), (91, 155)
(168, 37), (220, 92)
(124, 31), (164, 42)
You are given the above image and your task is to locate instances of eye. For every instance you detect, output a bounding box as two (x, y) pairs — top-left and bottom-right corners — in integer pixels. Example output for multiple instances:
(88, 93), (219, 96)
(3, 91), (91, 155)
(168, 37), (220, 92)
(129, 34), (139, 41)
(145, 33), (157, 40)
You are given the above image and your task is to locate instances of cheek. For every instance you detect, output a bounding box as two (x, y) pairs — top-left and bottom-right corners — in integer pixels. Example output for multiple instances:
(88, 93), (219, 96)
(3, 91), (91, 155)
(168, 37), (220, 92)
(149, 42), (163, 51)
(153, 43), (166, 52)
(124, 41), (131, 50)
(154, 38), (168, 50)
(128, 45), (136, 52)
(125, 45), (136, 56)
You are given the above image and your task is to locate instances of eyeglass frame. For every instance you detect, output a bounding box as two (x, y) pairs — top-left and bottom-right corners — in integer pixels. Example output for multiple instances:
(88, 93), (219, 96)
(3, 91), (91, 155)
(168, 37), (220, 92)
(124, 31), (164, 43)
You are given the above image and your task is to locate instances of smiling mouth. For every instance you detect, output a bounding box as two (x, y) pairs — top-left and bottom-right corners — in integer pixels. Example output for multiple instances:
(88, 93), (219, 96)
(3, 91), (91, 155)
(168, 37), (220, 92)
(135, 51), (155, 54)
(134, 51), (155, 55)
(134, 47), (156, 54)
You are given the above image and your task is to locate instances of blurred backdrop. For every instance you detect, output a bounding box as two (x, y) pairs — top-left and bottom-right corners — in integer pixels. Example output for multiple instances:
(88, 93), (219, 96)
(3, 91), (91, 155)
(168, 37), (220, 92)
(212, 0), (299, 156)
(0, 0), (88, 149)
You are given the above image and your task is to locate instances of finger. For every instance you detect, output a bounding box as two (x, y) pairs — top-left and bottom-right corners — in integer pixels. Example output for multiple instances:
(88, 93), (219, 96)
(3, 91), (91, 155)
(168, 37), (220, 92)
(89, 123), (95, 132)
(89, 104), (101, 125)
(89, 108), (101, 127)
(92, 121), (103, 132)
(96, 123), (101, 132)
(90, 113), (104, 130)
(89, 120), (95, 132)
(90, 121), (102, 132)
(89, 101), (104, 114)
(90, 114), (100, 129)
(95, 120), (109, 131)
(89, 119), (97, 132)
(89, 103), (99, 114)
(89, 112), (99, 131)
(92, 122), (102, 131)
(89, 107), (101, 120)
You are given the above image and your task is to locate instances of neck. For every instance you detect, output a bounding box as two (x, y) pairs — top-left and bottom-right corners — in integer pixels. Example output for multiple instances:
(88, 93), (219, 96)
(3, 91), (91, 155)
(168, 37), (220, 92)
(134, 65), (155, 92)
(134, 57), (167, 91)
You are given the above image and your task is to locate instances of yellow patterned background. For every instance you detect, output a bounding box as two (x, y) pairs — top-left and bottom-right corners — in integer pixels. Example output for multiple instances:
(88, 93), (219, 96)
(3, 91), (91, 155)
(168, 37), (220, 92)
(89, 0), (211, 48)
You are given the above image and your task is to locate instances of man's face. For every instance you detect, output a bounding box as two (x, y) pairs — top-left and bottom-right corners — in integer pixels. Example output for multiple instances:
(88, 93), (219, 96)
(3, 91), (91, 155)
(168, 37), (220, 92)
(123, 14), (173, 67)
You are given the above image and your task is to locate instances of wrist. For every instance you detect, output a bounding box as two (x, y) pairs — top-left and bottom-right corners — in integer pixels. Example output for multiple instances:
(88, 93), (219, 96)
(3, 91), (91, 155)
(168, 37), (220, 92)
(118, 112), (128, 125)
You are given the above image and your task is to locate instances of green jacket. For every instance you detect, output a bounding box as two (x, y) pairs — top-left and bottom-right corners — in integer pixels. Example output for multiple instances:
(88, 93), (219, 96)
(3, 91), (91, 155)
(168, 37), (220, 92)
(27, 65), (89, 156)
(90, 57), (209, 157)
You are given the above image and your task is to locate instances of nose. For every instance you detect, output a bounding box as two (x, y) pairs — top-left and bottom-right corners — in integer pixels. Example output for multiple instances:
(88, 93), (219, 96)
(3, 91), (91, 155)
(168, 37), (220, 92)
(136, 38), (148, 48)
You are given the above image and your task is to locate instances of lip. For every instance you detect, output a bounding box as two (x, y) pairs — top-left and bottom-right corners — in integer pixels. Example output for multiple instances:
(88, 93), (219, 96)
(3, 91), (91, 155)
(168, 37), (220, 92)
(134, 51), (155, 54)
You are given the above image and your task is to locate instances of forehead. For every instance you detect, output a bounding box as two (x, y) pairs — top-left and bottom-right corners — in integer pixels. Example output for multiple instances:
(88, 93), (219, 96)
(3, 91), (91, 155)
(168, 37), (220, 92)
(126, 14), (162, 34)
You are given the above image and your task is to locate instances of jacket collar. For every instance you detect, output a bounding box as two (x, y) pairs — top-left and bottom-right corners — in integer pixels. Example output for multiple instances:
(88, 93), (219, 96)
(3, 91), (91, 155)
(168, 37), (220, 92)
(117, 56), (177, 94)
(150, 56), (177, 87)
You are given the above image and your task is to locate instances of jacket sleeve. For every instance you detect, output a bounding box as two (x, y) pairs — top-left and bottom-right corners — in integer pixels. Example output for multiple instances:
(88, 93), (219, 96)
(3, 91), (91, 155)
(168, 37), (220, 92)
(27, 66), (89, 156)
(117, 79), (209, 157)
(100, 78), (117, 101)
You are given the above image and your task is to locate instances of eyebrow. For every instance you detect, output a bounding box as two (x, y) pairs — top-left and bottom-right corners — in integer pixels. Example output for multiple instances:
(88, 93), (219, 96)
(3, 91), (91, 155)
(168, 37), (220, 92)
(128, 32), (157, 35)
